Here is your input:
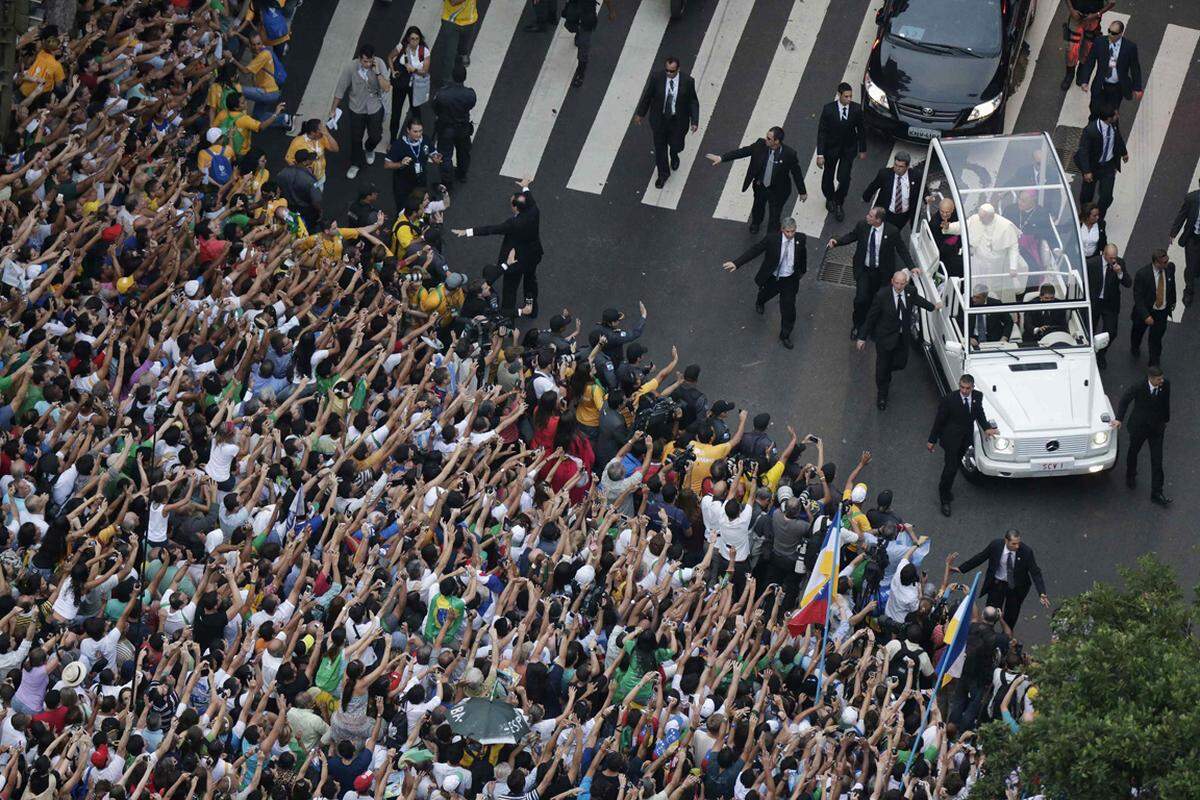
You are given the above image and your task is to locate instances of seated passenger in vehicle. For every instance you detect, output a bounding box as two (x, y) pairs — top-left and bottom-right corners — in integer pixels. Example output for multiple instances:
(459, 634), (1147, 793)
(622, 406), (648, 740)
(968, 285), (1014, 348)
(1021, 283), (1068, 341)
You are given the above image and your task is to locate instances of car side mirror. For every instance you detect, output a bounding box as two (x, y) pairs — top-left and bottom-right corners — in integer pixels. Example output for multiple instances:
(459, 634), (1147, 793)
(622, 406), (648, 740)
(945, 341), (964, 358)
(1093, 332), (1110, 351)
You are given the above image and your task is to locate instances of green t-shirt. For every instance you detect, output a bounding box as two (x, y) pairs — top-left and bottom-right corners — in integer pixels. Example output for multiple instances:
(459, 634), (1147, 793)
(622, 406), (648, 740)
(613, 638), (674, 705)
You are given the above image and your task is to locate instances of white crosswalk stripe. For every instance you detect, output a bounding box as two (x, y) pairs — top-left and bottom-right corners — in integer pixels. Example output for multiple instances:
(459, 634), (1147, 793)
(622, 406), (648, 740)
(465, 0), (527, 128)
(568, 0), (672, 194)
(712, 0), (833, 222)
(1003, 0), (1058, 135)
(1104, 25), (1200, 258)
(1056, 13), (1131, 129)
(790, 5), (878, 236)
(500, 24), (579, 179)
(295, 0), (374, 126)
(642, 0), (756, 209)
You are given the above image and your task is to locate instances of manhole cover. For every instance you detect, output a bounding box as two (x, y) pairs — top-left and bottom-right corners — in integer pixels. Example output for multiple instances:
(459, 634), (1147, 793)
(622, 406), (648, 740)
(818, 246), (856, 287)
(1053, 126), (1084, 175)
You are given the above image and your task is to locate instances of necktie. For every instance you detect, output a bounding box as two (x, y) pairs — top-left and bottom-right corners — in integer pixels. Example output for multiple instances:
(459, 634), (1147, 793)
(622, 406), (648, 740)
(664, 79), (675, 115)
(1155, 269), (1165, 308)
(893, 175), (904, 213)
(1194, 206), (1200, 235)
(1098, 266), (1106, 299)
(1151, 386), (1158, 396)
(1006, 551), (1015, 580)
(975, 315), (985, 340)
(1101, 124), (1112, 163)
(840, 104), (847, 121)
(868, 229), (877, 268)
(962, 394), (970, 412)
(896, 292), (905, 322)
(763, 149), (775, 188)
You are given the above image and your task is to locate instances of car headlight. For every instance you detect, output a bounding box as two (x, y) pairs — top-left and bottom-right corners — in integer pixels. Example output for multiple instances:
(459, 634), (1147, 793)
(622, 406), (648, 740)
(1091, 430), (1110, 448)
(990, 436), (1013, 453)
(864, 73), (889, 110)
(966, 94), (1002, 122)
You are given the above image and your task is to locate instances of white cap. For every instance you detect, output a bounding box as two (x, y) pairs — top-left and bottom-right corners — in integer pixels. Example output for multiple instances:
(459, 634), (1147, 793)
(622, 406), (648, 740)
(700, 698), (716, 718)
(840, 707), (859, 728)
(510, 525), (526, 546)
(850, 483), (867, 504)
(184, 280), (200, 298)
(206, 127), (224, 144)
(575, 564), (595, 587)
(441, 774), (462, 793)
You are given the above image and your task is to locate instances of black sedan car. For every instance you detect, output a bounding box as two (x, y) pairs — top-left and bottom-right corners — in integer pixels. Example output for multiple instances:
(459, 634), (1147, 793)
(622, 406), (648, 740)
(862, 0), (1036, 142)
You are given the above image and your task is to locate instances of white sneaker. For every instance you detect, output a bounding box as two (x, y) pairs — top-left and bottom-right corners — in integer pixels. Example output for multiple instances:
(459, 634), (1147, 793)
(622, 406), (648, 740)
(365, 151), (375, 165)
(346, 166), (360, 179)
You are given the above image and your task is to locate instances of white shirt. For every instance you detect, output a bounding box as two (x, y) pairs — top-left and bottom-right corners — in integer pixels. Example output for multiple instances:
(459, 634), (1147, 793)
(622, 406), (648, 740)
(205, 441), (240, 482)
(994, 547), (1016, 583)
(664, 74), (678, 115)
(892, 172), (910, 213)
(531, 371), (555, 400)
(51, 465), (79, 507)
(775, 234), (795, 278)
(1079, 222), (1101, 257)
(885, 557), (919, 623)
(1106, 37), (1122, 83)
(837, 101), (849, 121)
(700, 495), (753, 561)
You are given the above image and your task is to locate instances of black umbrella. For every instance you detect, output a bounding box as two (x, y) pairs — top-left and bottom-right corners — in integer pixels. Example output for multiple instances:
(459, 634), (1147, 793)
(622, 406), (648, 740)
(446, 697), (530, 744)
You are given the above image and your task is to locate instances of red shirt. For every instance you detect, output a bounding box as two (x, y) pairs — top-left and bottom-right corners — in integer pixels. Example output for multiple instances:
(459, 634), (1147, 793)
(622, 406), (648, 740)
(33, 704), (68, 733)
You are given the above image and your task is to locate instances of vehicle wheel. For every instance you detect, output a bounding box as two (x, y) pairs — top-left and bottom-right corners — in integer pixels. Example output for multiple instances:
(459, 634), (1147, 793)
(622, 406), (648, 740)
(959, 446), (988, 485)
(670, 0), (685, 19)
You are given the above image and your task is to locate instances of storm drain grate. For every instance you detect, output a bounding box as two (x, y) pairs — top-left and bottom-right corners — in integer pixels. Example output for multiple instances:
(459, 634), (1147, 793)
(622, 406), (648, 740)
(1054, 126), (1085, 175)
(818, 246), (856, 287)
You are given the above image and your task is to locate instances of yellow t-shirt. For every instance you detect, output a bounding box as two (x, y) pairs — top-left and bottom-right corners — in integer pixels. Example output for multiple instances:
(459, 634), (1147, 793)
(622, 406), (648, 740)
(442, 0), (479, 26)
(246, 49), (280, 94)
(20, 50), (65, 97)
(631, 377), (660, 407)
(688, 441), (733, 493)
(575, 382), (606, 428)
(286, 135), (327, 181)
(213, 111), (262, 157)
(840, 489), (871, 534)
(761, 460), (787, 493)
(296, 229), (359, 261)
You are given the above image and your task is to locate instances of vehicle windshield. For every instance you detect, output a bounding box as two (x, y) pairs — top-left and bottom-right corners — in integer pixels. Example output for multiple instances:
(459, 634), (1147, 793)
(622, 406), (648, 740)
(885, 0), (1003, 57)
(965, 308), (1092, 352)
(924, 135), (1089, 307)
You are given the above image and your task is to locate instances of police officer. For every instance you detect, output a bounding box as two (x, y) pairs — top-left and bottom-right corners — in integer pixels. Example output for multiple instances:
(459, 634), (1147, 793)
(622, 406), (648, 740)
(432, 64), (476, 190)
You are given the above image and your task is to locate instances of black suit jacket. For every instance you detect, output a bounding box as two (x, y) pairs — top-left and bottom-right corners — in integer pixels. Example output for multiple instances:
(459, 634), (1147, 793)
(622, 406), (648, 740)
(1073, 119), (1127, 174)
(721, 139), (807, 196)
(635, 70), (700, 129)
(816, 101), (867, 157)
(1078, 36), (1143, 99)
(966, 297), (1014, 343)
(928, 388), (990, 450)
(471, 190), (544, 265)
(862, 165), (923, 218)
(731, 232), (808, 286)
(1087, 255), (1131, 312)
(1170, 190), (1200, 247)
(861, 283), (933, 350)
(1130, 262), (1177, 321)
(1117, 379), (1170, 433)
(833, 221), (914, 275)
(959, 539), (1047, 598)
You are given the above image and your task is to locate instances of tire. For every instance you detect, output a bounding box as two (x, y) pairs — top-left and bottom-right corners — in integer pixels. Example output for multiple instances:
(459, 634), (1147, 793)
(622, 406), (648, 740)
(959, 445), (987, 485)
(670, 0), (685, 20)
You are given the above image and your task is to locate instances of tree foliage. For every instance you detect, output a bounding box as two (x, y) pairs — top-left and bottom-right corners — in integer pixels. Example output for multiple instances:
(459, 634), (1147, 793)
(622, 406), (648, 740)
(972, 555), (1200, 799)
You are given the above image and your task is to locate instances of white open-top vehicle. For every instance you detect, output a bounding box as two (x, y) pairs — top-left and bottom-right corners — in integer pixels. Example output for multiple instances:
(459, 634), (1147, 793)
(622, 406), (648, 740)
(908, 133), (1118, 478)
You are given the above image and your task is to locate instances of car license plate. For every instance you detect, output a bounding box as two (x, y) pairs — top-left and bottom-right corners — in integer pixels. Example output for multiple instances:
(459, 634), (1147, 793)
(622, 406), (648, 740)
(1034, 458), (1072, 471)
(908, 126), (942, 140)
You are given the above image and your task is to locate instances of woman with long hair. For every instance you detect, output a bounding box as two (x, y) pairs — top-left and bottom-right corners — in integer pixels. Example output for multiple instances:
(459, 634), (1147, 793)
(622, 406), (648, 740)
(388, 26), (431, 141)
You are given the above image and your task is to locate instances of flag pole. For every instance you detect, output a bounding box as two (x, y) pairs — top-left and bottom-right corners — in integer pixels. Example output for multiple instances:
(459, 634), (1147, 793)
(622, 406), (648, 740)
(815, 506), (843, 704)
(905, 572), (980, 773)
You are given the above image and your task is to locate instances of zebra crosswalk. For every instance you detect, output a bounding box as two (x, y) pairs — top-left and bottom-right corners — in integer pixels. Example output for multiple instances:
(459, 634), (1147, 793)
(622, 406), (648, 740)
(291, 0), (1200, 321)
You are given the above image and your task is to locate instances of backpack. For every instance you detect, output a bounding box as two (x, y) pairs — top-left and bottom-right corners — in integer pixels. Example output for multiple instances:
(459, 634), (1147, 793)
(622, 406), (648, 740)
(217, 112), (247, 155)
(633, 395), (678, 439)
(984, 669), (1020, 723)
(889, 641), (923, 687)
(206, 146), (233, 184)
(270, 48), (288, 84)
(260, 4), (290, 42)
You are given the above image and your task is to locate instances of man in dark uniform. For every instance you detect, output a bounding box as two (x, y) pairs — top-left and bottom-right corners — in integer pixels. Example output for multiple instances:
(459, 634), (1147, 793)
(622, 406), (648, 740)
(432, 65), (477, 189)
(815, 82), (867, 222)
(634, 57), (700, 189)
(1115, 365), (1171, 506)
(706, 126), (808, 234)
(926, 374), (998, 517)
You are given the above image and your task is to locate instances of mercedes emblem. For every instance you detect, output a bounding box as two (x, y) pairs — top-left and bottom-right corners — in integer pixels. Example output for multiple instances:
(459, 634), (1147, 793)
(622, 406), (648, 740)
(1045, 440), (1060, 452)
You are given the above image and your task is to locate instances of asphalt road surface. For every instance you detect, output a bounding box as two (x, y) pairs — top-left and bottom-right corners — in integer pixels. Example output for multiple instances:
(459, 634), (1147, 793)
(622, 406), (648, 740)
(262, 0), (1200, 641)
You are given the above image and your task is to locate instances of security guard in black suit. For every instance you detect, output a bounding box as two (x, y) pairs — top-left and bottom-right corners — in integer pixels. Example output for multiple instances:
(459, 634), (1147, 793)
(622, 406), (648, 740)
(856, 270), (938, 410)
(1129, 249), (1176, 367)
(815, 82), (867, 222)
(706, 126), (808, 234)
(1168, 178), (1200, 306)
(829, 207), (916, 338)
(1115, 365), (1171, 506)
(722, 218), (807, 349)
(927, 374), (998, 517)
(634, 58), (701, 188)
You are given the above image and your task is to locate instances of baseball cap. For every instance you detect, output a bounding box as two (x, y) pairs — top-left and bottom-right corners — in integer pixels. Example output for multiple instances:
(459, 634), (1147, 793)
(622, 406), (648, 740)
(444, 272), (467, 289)
(354, 774), (374, 793)
(711, 400), (735, 414)
(91, 745), (110, 767)
(206, 127), (224, 144)
(851, 483), (868, 504)
(601, 308), (621, 323)
(548, 313), (571, 331)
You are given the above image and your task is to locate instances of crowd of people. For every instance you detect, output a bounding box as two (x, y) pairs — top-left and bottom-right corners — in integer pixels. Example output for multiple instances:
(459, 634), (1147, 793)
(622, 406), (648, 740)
(0, 1), (1058, 800)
